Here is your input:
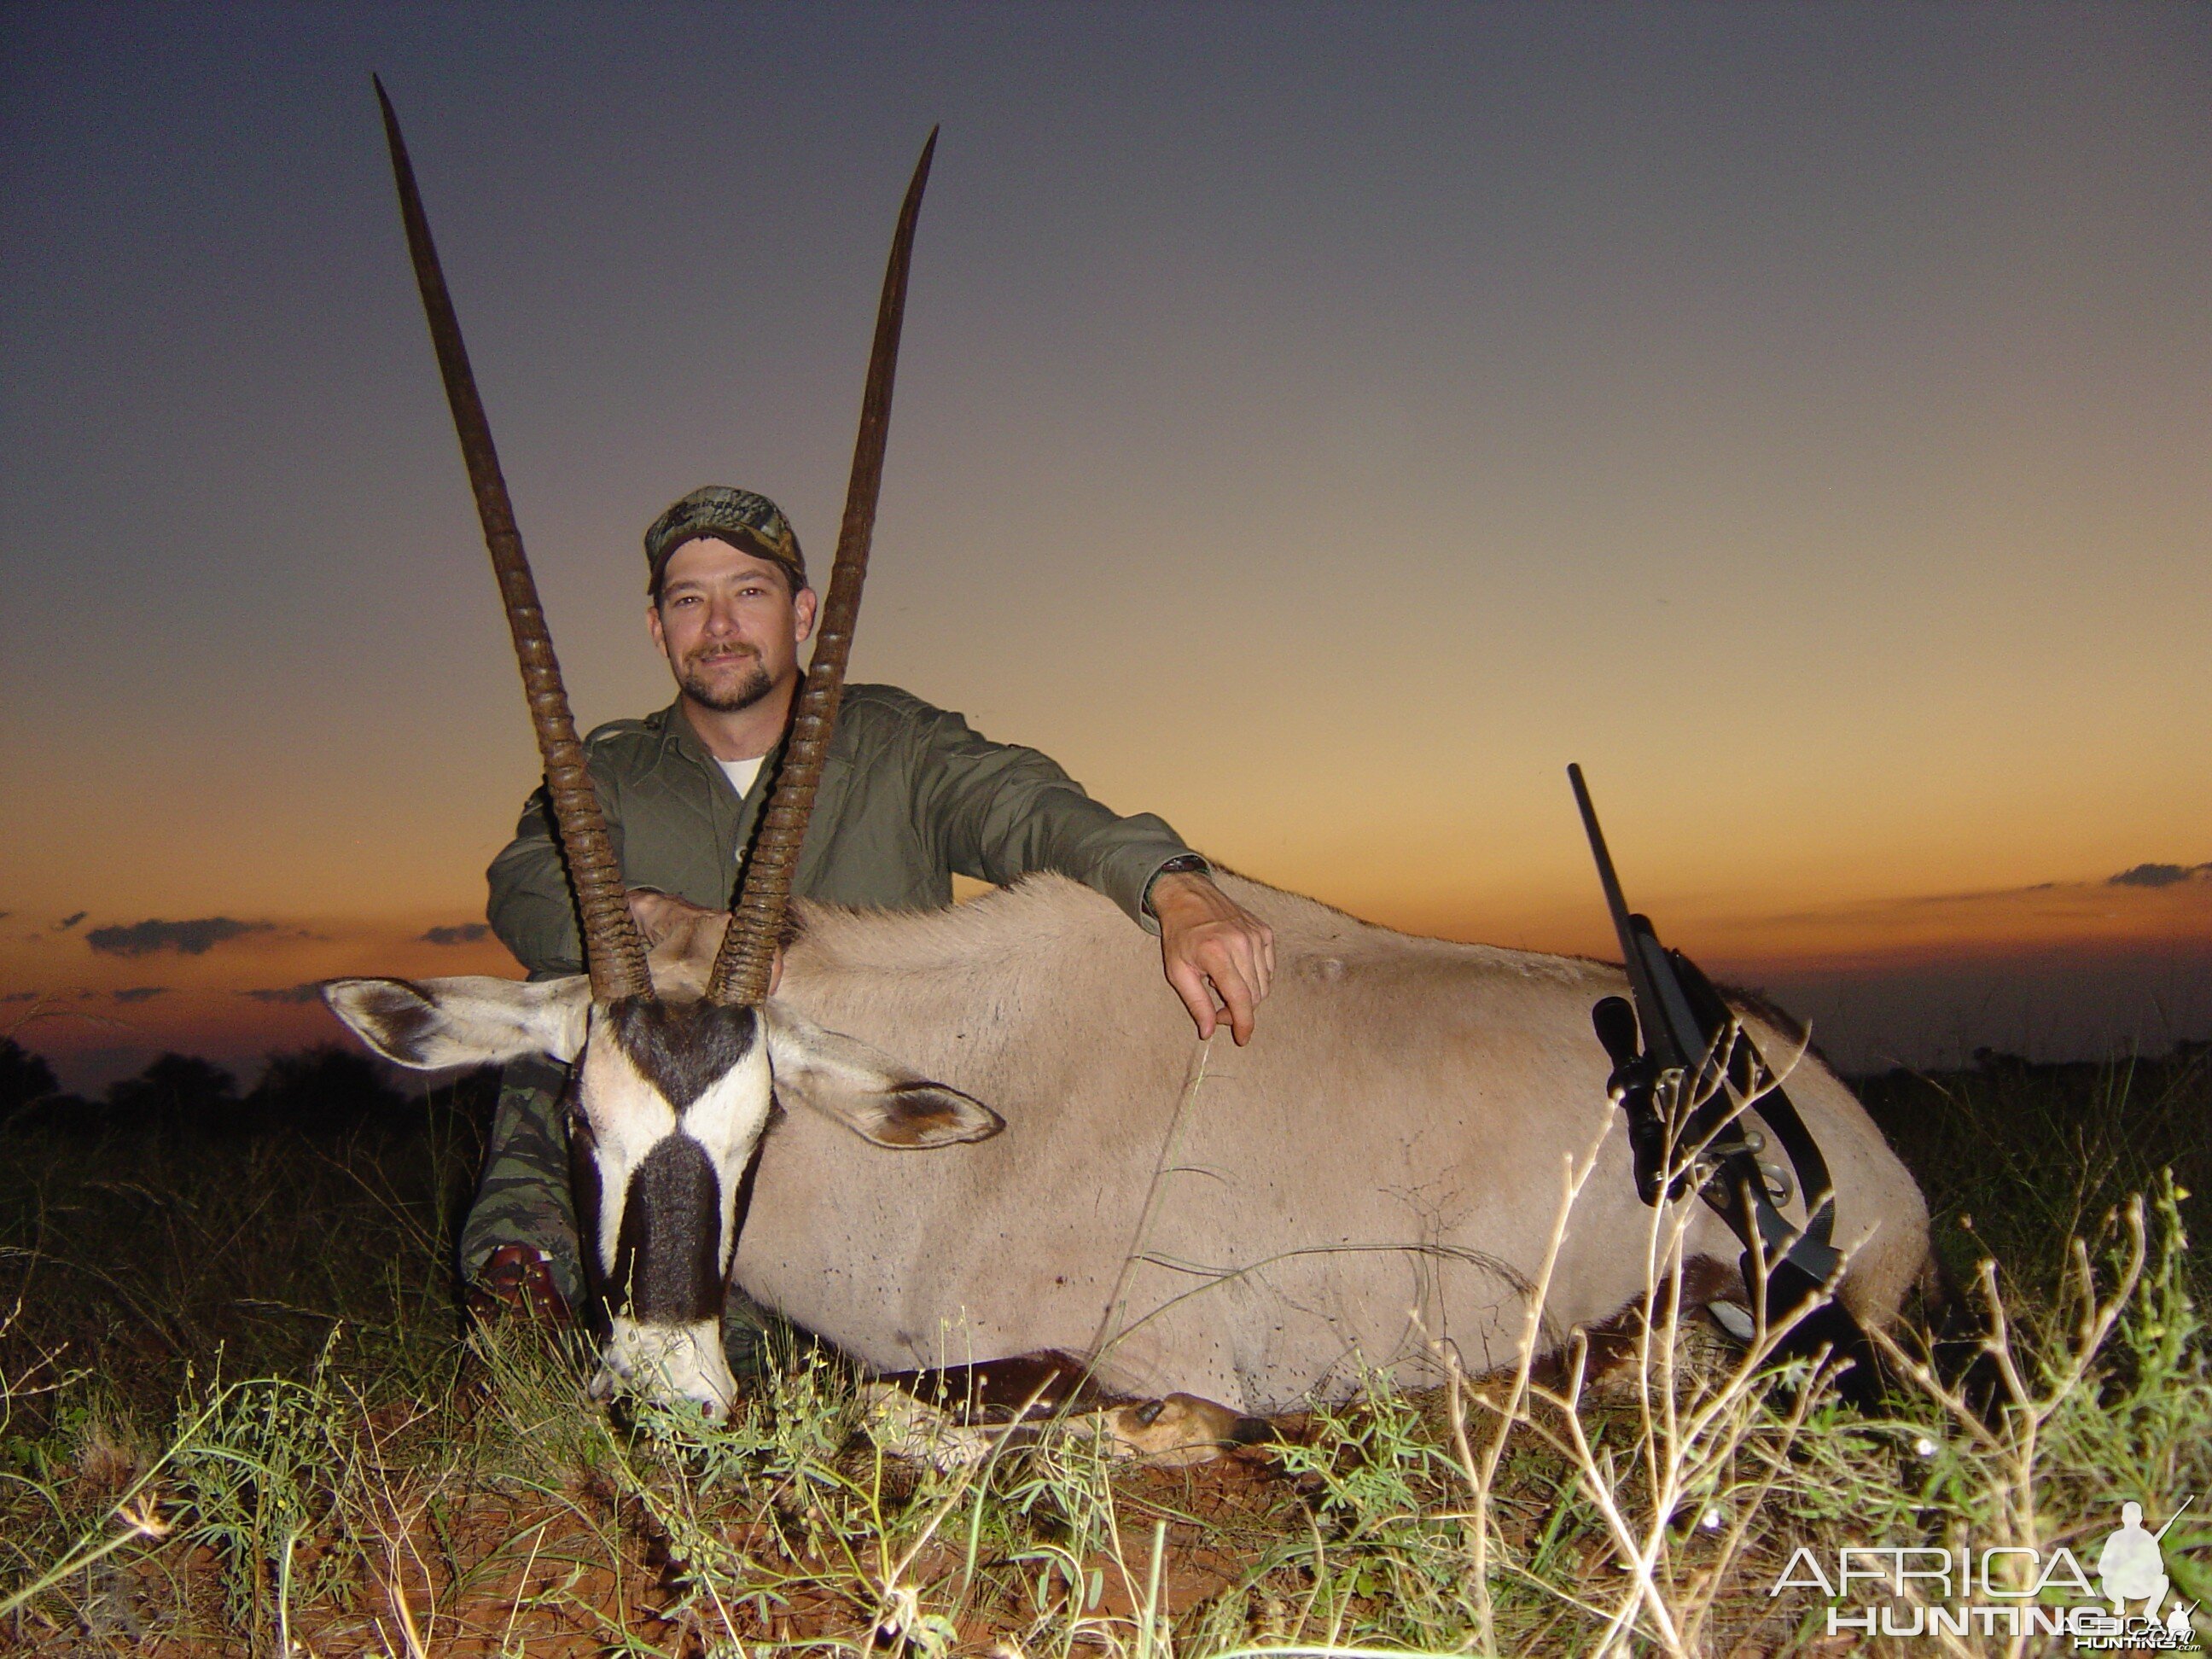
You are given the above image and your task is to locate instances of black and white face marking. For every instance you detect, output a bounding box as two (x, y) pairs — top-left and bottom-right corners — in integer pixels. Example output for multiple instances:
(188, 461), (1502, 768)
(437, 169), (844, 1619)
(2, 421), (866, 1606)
(573, 998), (772, 1419)
(322, 972), (1004, 1422)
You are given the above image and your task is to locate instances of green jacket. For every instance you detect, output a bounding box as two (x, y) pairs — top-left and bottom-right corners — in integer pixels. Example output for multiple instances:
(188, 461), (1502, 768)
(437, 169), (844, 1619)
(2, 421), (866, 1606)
(487, 684), (1194, 978)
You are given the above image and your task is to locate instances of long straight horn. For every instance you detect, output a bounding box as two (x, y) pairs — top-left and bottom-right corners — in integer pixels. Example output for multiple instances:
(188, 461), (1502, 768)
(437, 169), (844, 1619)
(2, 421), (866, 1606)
(375, 77), (651, 1003)
(707, 130), (938, 1006)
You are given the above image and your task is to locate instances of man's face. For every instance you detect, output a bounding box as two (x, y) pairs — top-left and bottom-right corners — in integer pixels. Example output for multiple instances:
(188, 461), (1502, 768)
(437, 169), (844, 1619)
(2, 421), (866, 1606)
(648, 538), (817, 714)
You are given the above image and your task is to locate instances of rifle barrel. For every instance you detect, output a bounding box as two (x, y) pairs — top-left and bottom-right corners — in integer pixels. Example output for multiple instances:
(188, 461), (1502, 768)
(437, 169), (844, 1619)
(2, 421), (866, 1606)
(2155, 1494), (2194, 1542)
(1569, 764), (1707, 1071)
(1568, 764), (1637, 958)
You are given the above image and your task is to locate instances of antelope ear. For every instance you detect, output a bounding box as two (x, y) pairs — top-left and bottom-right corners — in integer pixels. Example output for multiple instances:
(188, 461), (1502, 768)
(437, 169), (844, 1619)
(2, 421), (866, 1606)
(323, 976), (592, 1069)
(762, 1004), (1003, 1149)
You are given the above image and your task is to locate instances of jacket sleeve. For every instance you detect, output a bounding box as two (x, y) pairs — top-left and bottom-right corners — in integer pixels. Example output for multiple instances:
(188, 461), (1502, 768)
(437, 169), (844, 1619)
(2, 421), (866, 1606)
(486, 748), (629, 979)
(908, 703), (1195, 931)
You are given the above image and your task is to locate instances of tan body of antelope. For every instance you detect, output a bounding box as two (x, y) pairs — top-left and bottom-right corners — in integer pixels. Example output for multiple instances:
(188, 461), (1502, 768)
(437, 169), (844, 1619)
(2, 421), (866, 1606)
(335, 870), (1930, 1420)
(731, 873), (1930, 1417)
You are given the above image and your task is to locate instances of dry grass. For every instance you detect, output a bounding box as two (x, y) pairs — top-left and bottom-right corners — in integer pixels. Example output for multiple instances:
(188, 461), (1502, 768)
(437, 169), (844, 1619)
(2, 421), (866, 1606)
(2, 1051), (2206, 1655)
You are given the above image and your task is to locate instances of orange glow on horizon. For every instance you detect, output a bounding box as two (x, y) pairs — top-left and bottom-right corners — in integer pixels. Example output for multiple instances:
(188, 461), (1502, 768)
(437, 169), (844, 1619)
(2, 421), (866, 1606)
(9, 869), (2205, 1088)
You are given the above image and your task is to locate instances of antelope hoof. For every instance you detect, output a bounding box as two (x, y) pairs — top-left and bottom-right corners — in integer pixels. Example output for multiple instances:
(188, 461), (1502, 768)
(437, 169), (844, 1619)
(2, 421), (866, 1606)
(1104, 1393), (1270, 1467)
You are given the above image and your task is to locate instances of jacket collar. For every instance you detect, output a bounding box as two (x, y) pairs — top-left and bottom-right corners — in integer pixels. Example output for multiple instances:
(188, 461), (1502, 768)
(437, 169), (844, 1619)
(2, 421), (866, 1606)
(651, 688), (843, 794)
(649, 696), (779, 775)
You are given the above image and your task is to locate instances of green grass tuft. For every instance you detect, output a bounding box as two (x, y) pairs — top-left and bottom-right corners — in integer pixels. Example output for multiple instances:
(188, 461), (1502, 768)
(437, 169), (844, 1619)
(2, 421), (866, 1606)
(3, 1053), (2205, 1653)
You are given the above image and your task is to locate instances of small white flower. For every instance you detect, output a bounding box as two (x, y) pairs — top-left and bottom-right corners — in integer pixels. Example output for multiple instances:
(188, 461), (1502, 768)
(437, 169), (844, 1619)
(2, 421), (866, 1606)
(1915, 1436), (1937, 1458)
(1700, 1506), (1725, 1532)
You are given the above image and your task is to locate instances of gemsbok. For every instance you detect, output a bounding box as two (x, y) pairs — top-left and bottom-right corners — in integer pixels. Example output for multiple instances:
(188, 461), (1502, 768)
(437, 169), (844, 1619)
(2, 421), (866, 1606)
(329, 90), (997, 1421)
(329, 91), (1933, 1433)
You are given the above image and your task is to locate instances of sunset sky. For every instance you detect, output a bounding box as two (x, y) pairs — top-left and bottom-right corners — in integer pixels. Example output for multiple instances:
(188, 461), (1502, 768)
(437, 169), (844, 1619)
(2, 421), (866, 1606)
(4, 3), (2207, 1088)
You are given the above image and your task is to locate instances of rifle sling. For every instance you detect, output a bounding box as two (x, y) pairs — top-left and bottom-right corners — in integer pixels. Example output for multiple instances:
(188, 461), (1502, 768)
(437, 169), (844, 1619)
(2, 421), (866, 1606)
(1668, 948), (1840, 1255)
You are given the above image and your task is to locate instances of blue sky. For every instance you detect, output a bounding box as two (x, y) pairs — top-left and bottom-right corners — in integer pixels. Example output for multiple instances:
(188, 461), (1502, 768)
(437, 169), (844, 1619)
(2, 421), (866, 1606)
(3, 3), (2207, 1083)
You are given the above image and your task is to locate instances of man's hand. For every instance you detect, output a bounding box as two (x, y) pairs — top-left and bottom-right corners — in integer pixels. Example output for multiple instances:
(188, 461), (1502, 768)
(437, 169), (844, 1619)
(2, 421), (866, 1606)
(627, 888), (724, 952)
(625, 888), (780, 995)
(1150, 871), (1275, 1045)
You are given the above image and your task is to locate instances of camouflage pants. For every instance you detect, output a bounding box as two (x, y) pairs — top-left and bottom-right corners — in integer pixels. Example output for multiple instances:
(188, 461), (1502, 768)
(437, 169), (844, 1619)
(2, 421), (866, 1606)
(460, 1056), (775, 1375)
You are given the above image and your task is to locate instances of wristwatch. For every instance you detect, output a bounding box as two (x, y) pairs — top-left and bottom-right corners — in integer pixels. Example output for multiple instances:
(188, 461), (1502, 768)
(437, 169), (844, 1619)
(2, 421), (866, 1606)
(1142, 853), (1212, 917)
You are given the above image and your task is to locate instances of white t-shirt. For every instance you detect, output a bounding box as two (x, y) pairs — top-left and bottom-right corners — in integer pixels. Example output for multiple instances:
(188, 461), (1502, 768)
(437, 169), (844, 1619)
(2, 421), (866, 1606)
(717, 754), (765, 810)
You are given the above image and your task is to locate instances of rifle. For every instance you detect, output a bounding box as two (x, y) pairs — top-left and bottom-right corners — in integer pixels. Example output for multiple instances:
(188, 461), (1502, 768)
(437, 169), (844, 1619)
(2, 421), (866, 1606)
(1567, 764), (1879, 1404)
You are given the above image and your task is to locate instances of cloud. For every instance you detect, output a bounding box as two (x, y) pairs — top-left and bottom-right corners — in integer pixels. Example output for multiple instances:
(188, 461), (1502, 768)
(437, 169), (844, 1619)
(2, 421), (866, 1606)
(420, 923), (491, 946)
(113, 987), (171, 1004)
(2107, 862), (2211, 889)
(238, 983), (326, 1004)
(56, 911), (86, 930)
(85, 917), (276, 958)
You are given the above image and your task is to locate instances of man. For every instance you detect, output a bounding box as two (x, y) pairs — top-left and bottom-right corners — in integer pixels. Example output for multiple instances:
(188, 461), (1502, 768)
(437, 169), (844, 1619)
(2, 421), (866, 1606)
(2098, 1502), (2169, 1621)
(463, 485), (1276, 1330)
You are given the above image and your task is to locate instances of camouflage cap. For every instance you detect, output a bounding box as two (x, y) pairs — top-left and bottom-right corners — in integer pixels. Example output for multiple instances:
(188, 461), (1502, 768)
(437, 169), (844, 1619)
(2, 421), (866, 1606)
(644, 486), (806, 595)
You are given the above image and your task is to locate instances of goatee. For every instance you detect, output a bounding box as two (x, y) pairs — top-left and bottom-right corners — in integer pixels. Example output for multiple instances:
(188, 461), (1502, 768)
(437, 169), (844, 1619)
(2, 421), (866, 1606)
(680, 652), (775, 713)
